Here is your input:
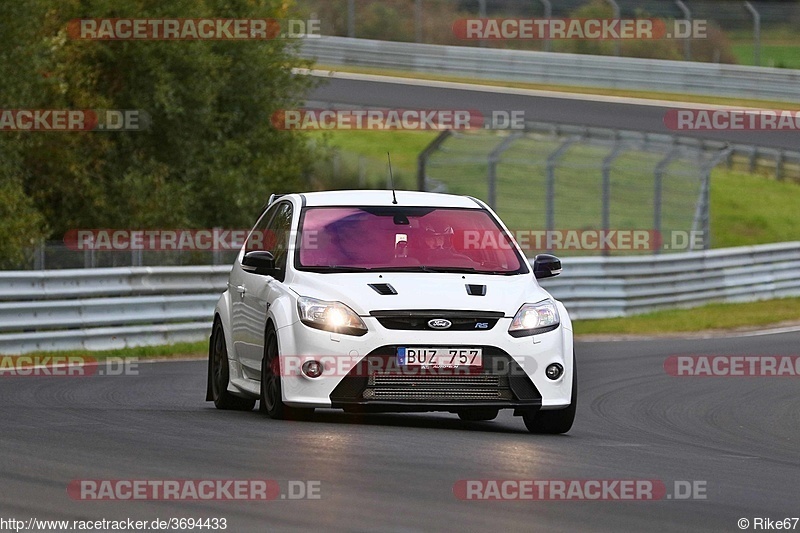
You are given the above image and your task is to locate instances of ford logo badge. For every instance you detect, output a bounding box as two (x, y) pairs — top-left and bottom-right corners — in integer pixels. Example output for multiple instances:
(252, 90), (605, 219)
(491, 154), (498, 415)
(428, 319), (452, 330)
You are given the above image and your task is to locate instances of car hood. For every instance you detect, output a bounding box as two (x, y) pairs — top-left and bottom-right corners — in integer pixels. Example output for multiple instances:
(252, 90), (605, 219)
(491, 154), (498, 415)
(287, 271), (551, 316)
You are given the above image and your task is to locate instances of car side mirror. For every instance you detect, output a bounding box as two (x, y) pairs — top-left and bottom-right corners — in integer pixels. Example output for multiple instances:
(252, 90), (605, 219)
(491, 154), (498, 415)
(533, 254), (562, 279)
(242, 250), (277, 276)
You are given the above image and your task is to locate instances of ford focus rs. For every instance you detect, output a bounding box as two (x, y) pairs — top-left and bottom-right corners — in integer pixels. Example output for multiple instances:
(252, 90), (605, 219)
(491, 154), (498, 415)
(206, 190), (576, 433)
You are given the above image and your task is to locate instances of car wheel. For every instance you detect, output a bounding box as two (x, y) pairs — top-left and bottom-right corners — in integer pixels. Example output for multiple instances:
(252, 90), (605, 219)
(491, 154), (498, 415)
(260, 326), (314, 421)
(523, 354), (577, 434)
(458, 409), (499, 422)
(210, 320), (256, 411)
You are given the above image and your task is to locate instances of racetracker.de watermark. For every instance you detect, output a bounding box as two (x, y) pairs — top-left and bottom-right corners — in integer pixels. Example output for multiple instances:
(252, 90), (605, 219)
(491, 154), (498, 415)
(67, 479), (321, 500)
(665, 109), (800, 131)
(453, 479), (707, 500)
(453, 18), (708, 40)
(665, 356), (800, 377)
(0, 109), (148, 132)
(457, 229), (705, 253)
(0, 356), (138, 377)
(64, 229), (258, 252)
(271, 109), (526, 130)
(67, 18), (320, 40)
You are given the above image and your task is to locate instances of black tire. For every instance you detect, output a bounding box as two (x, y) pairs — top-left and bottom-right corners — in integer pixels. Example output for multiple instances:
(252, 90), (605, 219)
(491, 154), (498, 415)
(523, 355), (577, 434)
(260, 326), (314, 421)
(458, 409), (499, 422)
(210, 320), (256, 411)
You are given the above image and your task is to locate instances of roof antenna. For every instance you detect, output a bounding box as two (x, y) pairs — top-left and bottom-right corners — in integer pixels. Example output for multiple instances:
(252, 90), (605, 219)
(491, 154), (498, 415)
(387, 152), (398, 204)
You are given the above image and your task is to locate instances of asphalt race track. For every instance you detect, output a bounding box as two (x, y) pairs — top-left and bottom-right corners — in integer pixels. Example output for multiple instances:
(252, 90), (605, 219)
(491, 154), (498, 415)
(2, 330), (798, 532)
(307, 75), (800, 150)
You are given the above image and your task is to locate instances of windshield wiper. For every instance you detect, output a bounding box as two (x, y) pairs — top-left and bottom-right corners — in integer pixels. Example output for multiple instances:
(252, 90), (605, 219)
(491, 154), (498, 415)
(415, 266), (514, 275)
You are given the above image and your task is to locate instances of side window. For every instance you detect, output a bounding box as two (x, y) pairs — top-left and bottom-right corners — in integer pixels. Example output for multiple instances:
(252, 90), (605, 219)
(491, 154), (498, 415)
(244, 205), (278, 254)
(267, 202), (293, 278)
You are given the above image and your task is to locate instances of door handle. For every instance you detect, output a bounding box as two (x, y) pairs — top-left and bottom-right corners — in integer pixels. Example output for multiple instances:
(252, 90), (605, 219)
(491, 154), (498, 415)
(234, 285), (247, 296)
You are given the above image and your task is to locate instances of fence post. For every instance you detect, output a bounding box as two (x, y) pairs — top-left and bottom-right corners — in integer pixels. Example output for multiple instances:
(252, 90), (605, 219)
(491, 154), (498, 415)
(545, 137), (579, 251)
(653, 146), (679, 255)
(415, 0), (423, 43)
(539, 0), (552, 52)
(695, 145), (733, 250)
(487, 133), (522, 210)
(675, 0), (691, 60)
(744, 1), (761, 66)
(605, 0), (621, 56)
(417, 130), (452, 191)
(347, 0), (356, 38)
(34, 242), (45, 270)
(478, 0), (487, 48)
(601, 141), (626, 257)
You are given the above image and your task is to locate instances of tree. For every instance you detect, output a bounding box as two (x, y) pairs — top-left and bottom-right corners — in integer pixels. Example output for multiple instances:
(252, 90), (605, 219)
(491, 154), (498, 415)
(0, 0), (320, 264)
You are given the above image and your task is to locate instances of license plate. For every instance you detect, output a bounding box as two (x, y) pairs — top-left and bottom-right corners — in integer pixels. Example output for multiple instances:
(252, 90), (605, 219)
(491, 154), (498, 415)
(397, 347), (482, 367)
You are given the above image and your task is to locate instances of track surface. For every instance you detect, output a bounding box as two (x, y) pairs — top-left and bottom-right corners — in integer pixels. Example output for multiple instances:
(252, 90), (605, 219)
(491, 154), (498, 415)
(2, 332), (798, 532)
(308, 76), (800, 149)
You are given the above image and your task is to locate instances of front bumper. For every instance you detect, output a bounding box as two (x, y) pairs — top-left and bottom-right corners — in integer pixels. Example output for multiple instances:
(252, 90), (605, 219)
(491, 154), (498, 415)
(275, 315), (573, 411)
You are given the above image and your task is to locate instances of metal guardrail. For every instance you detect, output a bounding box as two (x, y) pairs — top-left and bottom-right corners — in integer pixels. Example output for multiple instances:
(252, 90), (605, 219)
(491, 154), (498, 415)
(300, 36), (800, 101)
(540, 241), (800, 318)
(0, 266), (230, 354)
(1, 243), (799, 353)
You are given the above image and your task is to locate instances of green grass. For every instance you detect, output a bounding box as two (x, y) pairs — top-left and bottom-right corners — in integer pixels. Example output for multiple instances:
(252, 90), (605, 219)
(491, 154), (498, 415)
(574, 297), (800, 336)
(310, 130), (434, 190)
(710, 168), (800, 248)
(8, 341), (207, 360)
(731, 43), (800, 69)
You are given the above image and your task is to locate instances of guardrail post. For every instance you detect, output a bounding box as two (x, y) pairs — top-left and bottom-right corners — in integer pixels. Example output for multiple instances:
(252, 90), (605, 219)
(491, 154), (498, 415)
(605, 0), (621, 56)
(545, 137), (579, 251)
(347, 0), (356, 38)
(744, 1), (761, 66)
(601, 140), (626, 256)
(487, 132), (523, 210)
(775, 150), (784, 181)
(538, 0), (552, 52)
(675, 0), (691, 60)
(417, 130), (453, 191)
(749, 147), (758, 173)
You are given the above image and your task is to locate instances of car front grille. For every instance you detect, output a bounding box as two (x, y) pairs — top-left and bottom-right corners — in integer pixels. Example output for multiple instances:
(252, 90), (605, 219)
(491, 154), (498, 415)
(370, 310), (504, 331)
(330, 347), (540, 407)
(363, 372), (512, 401)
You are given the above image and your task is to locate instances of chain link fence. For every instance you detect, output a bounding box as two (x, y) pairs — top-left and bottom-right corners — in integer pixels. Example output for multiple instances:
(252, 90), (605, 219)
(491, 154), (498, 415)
(417, 123), (738, 256)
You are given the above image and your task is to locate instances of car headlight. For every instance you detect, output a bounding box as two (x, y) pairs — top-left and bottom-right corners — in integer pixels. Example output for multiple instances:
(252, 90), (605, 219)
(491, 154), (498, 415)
(297, 296), (368, 336)
(508, 300), (560, 337)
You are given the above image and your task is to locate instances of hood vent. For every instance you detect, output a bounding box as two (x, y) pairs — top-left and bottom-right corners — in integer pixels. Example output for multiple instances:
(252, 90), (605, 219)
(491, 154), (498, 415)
(465, 284), (486, 296)
(369, 283), (398, 295)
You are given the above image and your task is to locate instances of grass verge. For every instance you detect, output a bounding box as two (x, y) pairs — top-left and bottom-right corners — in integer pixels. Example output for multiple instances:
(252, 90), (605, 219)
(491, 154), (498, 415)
(573, 297), (800, 336)
(7, 341), (208, 360)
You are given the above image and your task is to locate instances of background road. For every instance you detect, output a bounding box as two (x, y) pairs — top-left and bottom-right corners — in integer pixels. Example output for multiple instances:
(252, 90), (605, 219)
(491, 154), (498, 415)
(307, 76), (800, 150)
(2, 331), (798, 532)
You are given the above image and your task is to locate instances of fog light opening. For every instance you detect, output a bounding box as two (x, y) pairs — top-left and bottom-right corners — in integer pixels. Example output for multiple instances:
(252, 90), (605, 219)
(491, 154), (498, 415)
(545, 363), (564, 380)
(302, 360), (323, 378)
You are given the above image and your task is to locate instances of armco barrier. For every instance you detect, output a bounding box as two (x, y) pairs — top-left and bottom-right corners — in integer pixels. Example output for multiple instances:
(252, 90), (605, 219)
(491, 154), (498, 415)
(1, 242), (799, 353)
(0, 266), (230, 354)
(300, 37), (800, 102)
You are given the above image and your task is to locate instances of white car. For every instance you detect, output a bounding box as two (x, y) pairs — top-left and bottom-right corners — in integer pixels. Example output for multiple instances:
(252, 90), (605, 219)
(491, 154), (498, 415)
(206, 190), (576, 434)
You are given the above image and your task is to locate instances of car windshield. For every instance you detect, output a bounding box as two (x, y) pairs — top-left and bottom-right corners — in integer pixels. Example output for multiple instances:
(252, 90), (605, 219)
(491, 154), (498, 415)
(296, 206), (526, 275)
